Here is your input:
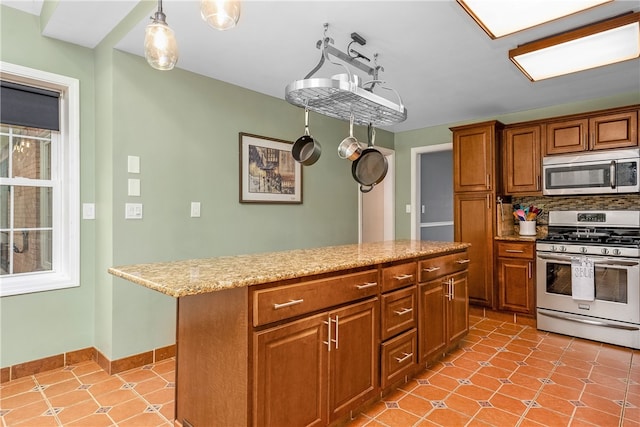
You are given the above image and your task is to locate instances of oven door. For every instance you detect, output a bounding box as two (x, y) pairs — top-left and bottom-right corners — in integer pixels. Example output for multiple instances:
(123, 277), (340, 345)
(536, 252), (640, 324)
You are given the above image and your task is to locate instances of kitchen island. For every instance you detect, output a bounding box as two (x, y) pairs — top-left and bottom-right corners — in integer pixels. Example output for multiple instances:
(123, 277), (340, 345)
(109, 240), (471, 427)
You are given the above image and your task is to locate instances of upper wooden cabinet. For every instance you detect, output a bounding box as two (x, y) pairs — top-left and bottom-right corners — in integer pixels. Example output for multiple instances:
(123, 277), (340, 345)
(452, 121), (503, 193)
(545, 109), (638, 155)
(503, 125), (542, 195)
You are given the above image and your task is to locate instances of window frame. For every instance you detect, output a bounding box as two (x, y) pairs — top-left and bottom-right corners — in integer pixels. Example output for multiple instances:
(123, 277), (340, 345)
(1, 62), (80, 296)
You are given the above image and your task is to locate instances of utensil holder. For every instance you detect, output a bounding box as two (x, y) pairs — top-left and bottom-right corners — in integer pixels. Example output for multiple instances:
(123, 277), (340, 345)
(519, 220), (536, 236)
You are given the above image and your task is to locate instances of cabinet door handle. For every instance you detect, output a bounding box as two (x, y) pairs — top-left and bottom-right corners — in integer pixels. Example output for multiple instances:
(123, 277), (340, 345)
(273, 299), (304, 309)
(537, 175), (541, 191)
(394, 274), (413, 281)
(486, 174), (490, 189)
(395, 352), (413, 363)
(323, 317), (332, 352)
(455, 259), (470, 264)
(505, 249), (524, 253)
(333, 315), (339, 350)
(528, 261), (532, 279)
(393, 307), (413, 316)
(423, 266), (440, 272)
(356, 282), (378, 290)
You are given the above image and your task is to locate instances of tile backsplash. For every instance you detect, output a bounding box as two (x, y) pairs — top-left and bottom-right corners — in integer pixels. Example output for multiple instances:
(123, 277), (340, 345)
(511, 194), (639, 225)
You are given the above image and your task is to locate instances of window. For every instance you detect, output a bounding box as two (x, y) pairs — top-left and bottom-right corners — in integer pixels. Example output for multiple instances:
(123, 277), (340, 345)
(0, 62), (79, 296)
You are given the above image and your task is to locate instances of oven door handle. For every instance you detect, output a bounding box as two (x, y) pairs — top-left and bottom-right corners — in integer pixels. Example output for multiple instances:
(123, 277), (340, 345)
(537, 254), (639, 267)
(538, 311), (639, 331)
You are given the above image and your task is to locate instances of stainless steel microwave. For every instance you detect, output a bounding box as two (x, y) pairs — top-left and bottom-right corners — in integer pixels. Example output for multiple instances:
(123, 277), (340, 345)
(542, 148), (639, 195)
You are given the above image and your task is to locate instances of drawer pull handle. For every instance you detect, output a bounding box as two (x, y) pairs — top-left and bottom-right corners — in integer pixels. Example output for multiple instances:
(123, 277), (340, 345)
(356, 282), (378, 290)
(273, 299), (304, 309)
(455, 259), (471, 264)
(505, 249), (524, 253)
(394, 274), (413, 281)
(422, 266), (440, 273)
(394, 307), (413, 316)
(395, 352), (413, 363)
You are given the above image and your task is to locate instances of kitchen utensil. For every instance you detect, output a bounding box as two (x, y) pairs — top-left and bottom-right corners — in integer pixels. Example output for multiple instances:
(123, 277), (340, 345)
(292, 108), (321, 165)
(352, 124), (387, 192)
(338, 114), (363, 160)
(516, 209), (526, 221)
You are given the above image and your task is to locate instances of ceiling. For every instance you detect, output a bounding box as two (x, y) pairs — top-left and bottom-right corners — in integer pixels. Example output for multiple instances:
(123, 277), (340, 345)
(3, 0), (640, 132)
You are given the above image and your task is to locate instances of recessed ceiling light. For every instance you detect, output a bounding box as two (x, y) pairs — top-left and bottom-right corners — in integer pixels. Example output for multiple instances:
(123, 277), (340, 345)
(509, 12), (640, 81)
(457, 0), (612, 38)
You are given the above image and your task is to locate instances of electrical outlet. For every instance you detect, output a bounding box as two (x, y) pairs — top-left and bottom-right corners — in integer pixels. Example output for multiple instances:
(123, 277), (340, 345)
(128, 178), (140, 196)
(82, 203), (95, 220)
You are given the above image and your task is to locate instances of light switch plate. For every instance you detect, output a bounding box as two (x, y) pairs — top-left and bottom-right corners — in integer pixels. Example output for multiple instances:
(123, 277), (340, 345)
(82, 203), (95, 220)
(190, 202), (201, 218)
(125, 203), (143, 219)
(128, 178), (140, 196)
(127, 155), (140, 174)
(405, 204), (411, 214)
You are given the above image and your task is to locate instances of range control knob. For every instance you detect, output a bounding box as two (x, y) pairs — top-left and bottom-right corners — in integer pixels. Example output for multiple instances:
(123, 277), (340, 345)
(601, 248), (609, 255)
(579, 247), (587, 254)
(551, 245), (557, 252)
(560, 246), (567, 252)
(613, 249), (622, 256)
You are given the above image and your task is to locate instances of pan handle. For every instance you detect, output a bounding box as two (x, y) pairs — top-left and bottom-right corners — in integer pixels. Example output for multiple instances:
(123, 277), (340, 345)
(360, 184), (374, 193)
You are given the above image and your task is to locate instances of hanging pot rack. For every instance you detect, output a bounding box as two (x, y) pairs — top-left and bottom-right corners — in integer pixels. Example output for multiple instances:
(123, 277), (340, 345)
(285, 24), (407, 127)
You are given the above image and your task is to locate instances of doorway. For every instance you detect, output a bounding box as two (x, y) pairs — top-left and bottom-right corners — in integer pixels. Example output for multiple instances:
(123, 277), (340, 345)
(359, 147), (395, 243)
(410, 143), (453, 241)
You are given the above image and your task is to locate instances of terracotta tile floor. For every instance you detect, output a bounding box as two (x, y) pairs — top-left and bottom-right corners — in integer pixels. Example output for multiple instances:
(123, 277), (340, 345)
(1, 315), (638, 426)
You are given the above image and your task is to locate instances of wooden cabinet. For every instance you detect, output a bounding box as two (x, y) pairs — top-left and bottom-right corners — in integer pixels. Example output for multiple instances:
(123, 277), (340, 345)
(503, 125), (542, 195)
(379, 262), (417, 390)
(452, 121), (502, 193)
(453, 192), (494, 307)
(254, 298), (378, 426)
(418, 251), (469, 364)
(452, 121), (502, 309)
(545, 109), (638, 155)
(496, 241), (535, 315)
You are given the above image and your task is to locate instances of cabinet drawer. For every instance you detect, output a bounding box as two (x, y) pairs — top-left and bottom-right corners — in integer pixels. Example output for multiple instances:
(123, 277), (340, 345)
(252, 270), (378, 327)
(496, 242), (534, 259)
(381, 262), (416, 293)
(381, 328), (417, 389)
(419, 251), (470, 282)
(381, 286), (416, 341)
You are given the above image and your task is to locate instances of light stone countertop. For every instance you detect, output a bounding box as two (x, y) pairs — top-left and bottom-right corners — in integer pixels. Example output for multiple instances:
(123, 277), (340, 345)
(108, 240), (471, 298)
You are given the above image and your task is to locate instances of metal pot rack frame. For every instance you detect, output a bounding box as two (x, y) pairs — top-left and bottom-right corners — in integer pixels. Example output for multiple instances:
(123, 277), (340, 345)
(285, 24), (407, 127)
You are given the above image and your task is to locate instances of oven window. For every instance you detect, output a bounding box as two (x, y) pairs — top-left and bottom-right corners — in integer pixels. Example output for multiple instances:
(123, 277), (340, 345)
(545, 262), (628, 303)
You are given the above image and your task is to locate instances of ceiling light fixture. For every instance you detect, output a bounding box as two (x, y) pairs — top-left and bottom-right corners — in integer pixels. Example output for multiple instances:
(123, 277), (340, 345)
(457, 0), (612, 38)
(144, 0), (179, 71)
(509, 12), (640, 81)
(201, 0), (241, 31)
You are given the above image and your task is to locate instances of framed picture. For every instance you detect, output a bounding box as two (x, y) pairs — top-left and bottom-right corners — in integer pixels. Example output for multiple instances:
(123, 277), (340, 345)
(239, 132), (303, 204)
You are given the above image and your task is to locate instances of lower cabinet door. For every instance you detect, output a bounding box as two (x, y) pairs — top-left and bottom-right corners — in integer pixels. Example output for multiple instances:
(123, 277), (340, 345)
(418, 279), (447, 363)
(328, 299), (378, 422)
(448, 271), (469, 343)
(253, 312), (328, 427)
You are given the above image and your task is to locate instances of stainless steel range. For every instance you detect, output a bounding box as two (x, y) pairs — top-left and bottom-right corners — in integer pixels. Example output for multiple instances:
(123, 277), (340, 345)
(536, 210), (640, 349)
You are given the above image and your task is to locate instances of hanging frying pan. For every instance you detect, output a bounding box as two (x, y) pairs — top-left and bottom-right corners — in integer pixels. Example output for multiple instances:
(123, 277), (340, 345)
(292, 108), (321, 165)
(351, 124), (387, 193)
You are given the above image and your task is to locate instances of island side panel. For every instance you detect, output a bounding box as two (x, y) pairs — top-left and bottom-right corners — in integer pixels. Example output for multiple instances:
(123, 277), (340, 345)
(176, 287), (249, 426)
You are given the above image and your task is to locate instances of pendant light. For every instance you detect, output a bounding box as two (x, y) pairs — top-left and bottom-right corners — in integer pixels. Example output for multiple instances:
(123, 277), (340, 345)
(144, 0), (179, 71)
(201, 0), (241, 31)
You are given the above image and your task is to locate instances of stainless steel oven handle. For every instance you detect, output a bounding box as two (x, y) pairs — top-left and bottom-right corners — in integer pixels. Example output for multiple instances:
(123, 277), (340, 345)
(610, 160), (616, 189)
(538, 311), (639, 331)
(537, 254), (639, 267)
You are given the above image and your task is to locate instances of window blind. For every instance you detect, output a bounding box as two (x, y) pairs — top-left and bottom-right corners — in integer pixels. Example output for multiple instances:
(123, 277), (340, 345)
(1, 80), (60, 131)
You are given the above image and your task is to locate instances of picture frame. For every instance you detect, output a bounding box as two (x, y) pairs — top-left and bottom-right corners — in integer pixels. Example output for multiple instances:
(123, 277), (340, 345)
(239, 132), (303, 204)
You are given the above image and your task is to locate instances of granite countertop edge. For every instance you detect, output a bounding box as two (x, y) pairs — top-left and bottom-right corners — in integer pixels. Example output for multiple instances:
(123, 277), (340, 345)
(108, 240), (471, 298)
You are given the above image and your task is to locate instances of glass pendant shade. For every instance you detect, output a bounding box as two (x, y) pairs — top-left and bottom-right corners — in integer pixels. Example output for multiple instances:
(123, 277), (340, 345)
(144, 12), (179, 71)
(201, 0), (241, 31)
